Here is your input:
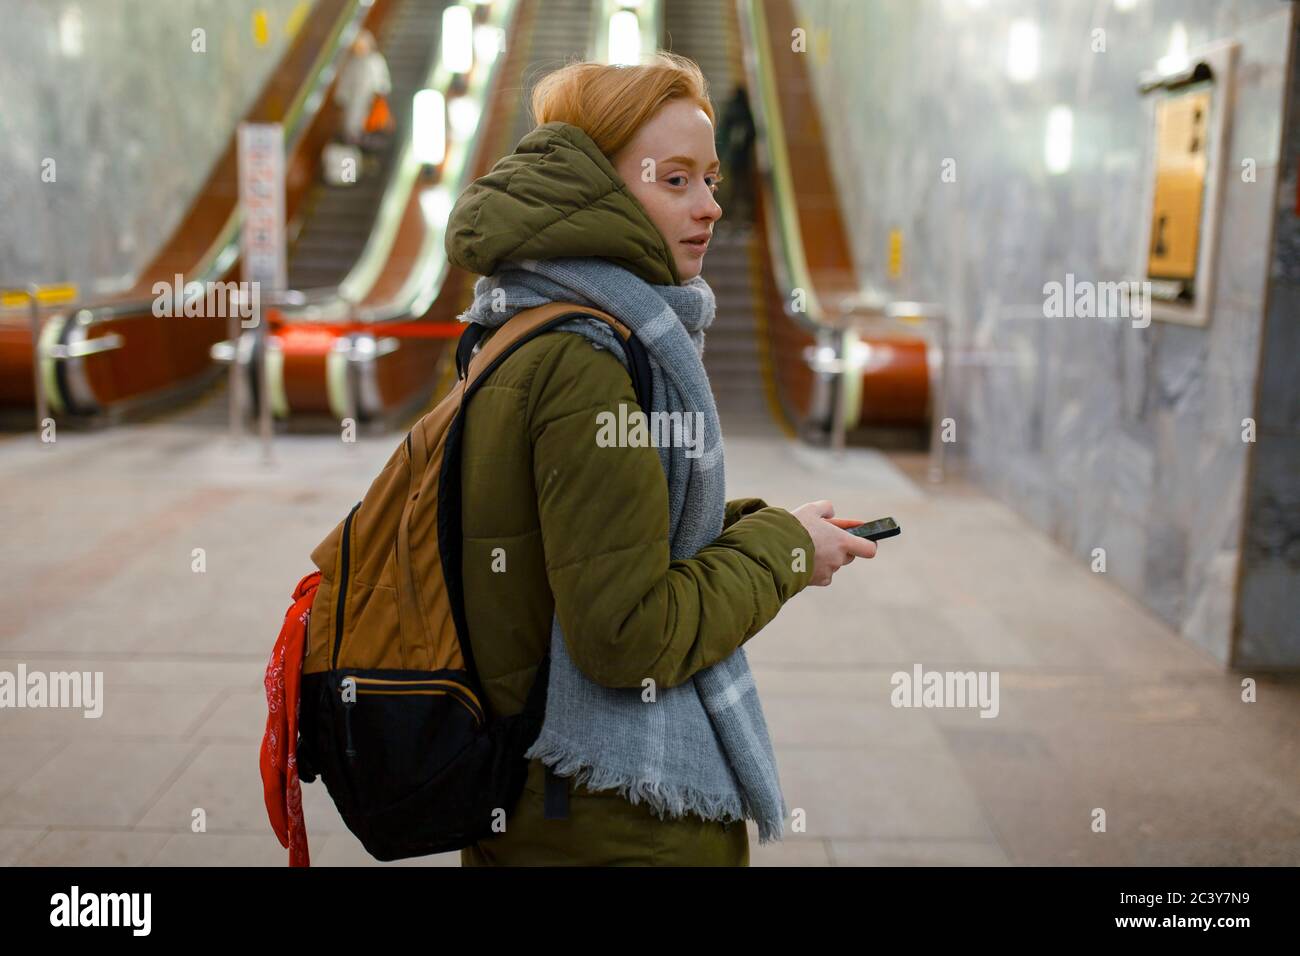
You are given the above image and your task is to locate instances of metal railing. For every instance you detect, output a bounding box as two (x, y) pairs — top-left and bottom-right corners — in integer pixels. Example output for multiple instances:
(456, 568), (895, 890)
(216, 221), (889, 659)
(0, 284), (128, 436)
(803, 295), (950, 483)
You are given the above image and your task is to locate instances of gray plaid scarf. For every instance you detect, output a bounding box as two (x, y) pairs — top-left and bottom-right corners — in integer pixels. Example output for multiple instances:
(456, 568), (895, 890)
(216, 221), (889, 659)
(458, 255), (787, 845)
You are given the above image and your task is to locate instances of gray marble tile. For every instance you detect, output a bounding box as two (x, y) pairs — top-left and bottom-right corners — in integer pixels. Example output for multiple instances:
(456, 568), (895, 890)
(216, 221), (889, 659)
(0, 0), (305, 289)
(795, 0), (1295, 664)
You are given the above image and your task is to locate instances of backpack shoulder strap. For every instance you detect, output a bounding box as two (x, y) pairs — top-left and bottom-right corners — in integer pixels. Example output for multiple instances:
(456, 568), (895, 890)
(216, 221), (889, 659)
(454, 303), (654, 411)
(436, 302), (654, 742)
(454, 323), (488, 380)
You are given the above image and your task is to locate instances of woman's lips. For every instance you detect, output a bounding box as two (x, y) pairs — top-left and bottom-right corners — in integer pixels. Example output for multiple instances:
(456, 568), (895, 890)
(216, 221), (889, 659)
(681, 238), (709, 257)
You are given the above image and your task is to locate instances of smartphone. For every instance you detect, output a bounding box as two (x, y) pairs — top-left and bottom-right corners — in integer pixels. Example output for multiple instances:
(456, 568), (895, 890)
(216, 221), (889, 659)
(846, 516), (900, 541)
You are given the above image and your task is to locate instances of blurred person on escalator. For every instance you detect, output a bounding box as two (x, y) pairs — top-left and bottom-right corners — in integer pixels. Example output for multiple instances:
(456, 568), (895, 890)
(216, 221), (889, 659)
(715, 84), (756, 229)
(442, 52), (876, 867)
(334, 29), (392, 150)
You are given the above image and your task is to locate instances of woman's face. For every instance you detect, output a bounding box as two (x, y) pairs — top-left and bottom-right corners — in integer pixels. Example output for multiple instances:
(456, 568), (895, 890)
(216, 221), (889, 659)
(612, 99), (723, 282)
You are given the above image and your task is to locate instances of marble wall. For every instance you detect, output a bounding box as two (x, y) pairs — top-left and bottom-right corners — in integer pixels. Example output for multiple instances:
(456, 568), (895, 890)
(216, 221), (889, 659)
(0, 0), (308, 293)
(792, 0), (1295, 666)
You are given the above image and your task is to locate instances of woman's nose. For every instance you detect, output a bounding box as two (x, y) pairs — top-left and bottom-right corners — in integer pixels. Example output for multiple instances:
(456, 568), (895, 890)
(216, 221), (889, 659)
(698, 187), (722, 222)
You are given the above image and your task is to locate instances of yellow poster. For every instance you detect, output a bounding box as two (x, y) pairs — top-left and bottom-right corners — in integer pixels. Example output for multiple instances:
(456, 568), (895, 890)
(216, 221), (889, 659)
(1147, 90), (1209, 282)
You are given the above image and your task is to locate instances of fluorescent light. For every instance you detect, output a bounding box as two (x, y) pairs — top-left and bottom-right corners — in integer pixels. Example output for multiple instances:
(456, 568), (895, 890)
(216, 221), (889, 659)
(420, 187), (452, 226)
(442, 5), (474, 74)
(413, 89), (446, 165)
(1044, 105), (1073, 175)
(608, 10), (641, 65)
(1156, 22), (1189, 76)
(59, 7), (84, 58)
(1006, 19), (1039, 83)
(449, 96), (481, 139)
(473, 24), (503, 66)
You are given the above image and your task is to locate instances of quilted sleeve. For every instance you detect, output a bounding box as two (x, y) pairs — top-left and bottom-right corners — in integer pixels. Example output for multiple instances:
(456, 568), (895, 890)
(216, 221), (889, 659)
(725, 497), (770, 529)
(526, 334), (814, 690)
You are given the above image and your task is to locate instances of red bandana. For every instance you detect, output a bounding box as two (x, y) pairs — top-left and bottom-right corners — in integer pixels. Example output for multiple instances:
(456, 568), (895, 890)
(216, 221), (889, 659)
(260, 570), (321, 867)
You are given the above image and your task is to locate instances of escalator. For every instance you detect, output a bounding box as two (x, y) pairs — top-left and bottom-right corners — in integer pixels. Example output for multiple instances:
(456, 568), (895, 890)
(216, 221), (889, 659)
(506, 0), (598, 150)
(418, 0), (599, 404)
(736, 0), (931, 441)
(265, 0), (608, 426)
(269, 0), (929, 438)
(663, 0), (773, 432)
(3, 0), (926, 442)
(288, 0), (445, 289)
(663, 0), (931, 442)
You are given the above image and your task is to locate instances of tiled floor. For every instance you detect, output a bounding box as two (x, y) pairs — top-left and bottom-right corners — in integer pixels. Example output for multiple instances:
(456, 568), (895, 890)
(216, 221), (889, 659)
(1, 395), (1297, 866)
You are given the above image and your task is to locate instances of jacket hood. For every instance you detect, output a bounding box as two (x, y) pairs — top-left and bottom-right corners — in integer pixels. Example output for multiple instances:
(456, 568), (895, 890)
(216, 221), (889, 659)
(445, 121), (682, 287)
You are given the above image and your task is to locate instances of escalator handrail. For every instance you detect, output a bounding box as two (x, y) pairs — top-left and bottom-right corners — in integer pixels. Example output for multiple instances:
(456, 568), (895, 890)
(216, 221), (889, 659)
(738, 1), (944, 336)
(736, 0), (852, 334)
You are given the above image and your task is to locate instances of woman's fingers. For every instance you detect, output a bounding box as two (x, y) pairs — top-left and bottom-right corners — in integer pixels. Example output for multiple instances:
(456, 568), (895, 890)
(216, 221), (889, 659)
(827, 517), (863, 530)
(847, 536), (878, 559)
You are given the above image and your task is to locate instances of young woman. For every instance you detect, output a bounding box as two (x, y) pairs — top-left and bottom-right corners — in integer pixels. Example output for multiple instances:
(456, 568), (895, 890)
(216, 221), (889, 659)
(444, 52), (875, 866)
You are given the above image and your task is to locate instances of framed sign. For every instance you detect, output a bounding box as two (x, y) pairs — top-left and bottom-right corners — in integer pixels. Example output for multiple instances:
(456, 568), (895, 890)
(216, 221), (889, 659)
(1133, 40), (1238, 327)
(1147, 88), (1210, 287)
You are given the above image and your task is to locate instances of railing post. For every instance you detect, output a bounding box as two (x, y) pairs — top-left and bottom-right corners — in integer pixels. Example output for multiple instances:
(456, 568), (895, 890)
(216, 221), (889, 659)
(344, 331), (359, 443)
(227, 305), (242, 442)
(27, 285), (49, 442)
(830, 324), (848, 459)
(345, 310), (361, 452)
(928, 313), (949, 484)
(256, 296), (274, 464)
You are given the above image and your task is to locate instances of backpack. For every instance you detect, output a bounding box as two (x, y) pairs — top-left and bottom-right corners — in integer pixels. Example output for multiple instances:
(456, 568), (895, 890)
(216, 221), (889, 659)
(295, 302), (654, 861)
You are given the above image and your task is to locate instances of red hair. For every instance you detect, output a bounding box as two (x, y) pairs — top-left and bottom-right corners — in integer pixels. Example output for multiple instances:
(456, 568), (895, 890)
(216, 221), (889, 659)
(530, 52), (715, 157)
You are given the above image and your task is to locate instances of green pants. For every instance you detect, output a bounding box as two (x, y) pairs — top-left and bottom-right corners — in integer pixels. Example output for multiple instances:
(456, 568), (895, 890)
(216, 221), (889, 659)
(460, 758), (750, 866)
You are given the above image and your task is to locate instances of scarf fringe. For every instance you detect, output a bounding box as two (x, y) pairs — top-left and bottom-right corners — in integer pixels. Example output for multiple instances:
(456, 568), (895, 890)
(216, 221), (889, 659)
(525, 731), (786, 846)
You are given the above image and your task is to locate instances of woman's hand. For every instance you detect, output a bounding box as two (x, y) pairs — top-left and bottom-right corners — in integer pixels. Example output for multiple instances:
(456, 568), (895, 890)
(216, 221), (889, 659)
(790, 500), (878, 586)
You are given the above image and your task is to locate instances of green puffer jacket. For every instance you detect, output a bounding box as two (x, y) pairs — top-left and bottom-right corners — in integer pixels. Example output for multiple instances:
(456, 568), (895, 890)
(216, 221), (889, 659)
(445, 122), (815, 866)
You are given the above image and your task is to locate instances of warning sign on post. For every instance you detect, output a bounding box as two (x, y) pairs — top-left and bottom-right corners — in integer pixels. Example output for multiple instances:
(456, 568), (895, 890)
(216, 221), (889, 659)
(237, 123), (287, 294)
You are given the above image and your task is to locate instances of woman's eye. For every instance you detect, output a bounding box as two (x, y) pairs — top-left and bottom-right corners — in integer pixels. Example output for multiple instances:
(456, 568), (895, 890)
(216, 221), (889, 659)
(670, 174), (722, 191)
(664, 173), (721, 191)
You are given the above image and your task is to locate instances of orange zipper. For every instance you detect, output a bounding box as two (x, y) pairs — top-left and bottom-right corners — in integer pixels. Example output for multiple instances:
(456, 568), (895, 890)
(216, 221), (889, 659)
(345, 675), (484, 726)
